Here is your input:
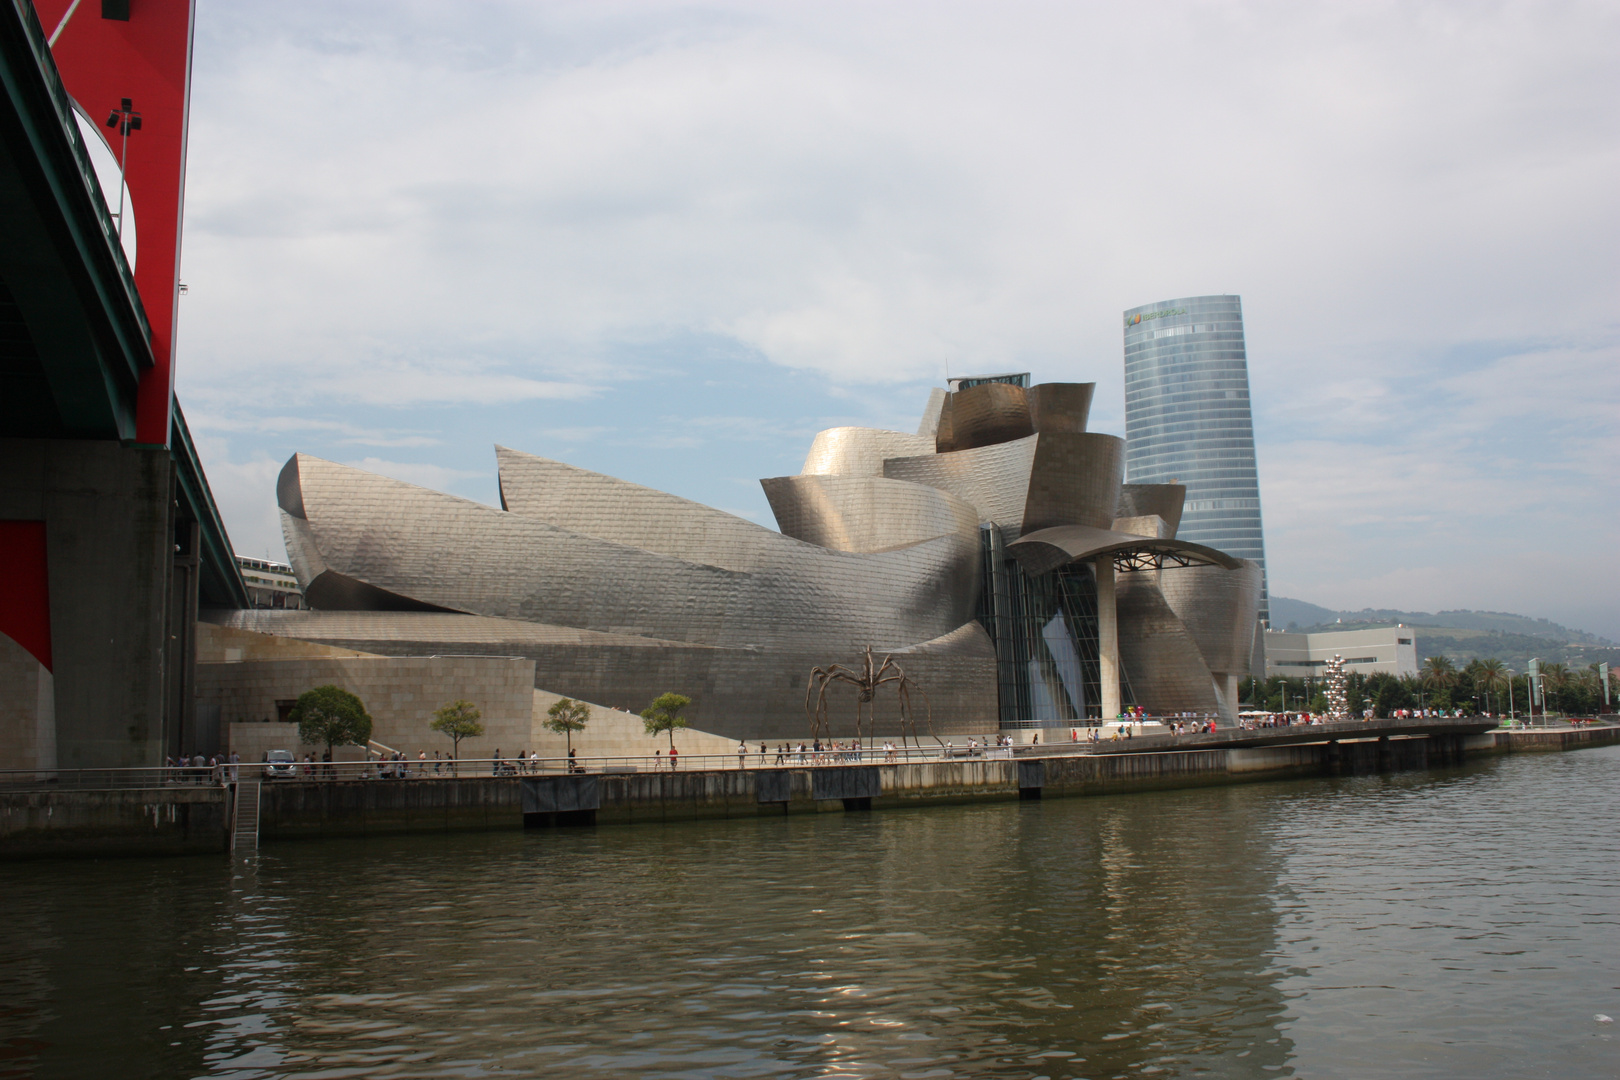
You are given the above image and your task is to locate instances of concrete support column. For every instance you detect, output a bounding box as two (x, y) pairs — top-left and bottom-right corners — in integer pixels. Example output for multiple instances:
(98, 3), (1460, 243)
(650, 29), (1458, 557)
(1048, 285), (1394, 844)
(1219, 672), (1240, 727)
(1095, 557), (1119, 719)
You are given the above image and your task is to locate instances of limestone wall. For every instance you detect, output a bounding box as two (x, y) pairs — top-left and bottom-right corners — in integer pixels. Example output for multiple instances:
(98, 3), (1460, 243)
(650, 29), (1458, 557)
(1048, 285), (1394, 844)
(202, 655), (535, 761)
(527, 689), (738, 761)
(197, 622), (378, 664)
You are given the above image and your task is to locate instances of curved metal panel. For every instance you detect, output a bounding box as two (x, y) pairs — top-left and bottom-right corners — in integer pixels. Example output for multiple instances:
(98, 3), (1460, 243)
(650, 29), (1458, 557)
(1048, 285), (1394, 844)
(916, 387), (947, 439)
(1155, 559), (1262, 676)
(1028, 383), (1095, 434)
(801, 427), (935, 477)
(943, 382), (1033, 451)
(1022, 432), (1124, 533)
(934, 393), (955, 452)
(276, 454), (306, 519)
(1112, 515), (1172, 540)
(1006, 524), (1242, 577)
(496, 445), (800, 572)
(300, 569), (459, 613)
(279, 508), (327, 583)
(1116, 574), (1219, 717)
(1117, 483), (1186, 537)
(883, 435), (1038, 538)
(761, 475), (979, 554)
(282, 453), (980, 653)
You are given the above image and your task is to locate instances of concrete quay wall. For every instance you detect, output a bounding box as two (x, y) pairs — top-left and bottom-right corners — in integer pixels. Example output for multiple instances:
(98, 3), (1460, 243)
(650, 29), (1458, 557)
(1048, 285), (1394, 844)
(0, 785), (230, 858)
(259, 778), (522, 840)
(4, 725), (1614, 857)
(1484, 725), (1620, 753)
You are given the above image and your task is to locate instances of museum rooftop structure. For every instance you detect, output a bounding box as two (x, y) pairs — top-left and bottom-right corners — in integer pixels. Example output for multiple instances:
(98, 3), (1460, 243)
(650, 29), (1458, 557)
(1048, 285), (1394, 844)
(207, 375), (1263, 742)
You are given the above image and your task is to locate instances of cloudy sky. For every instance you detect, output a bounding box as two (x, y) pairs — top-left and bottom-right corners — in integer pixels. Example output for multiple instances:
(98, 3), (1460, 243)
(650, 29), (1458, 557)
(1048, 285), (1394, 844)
(170, 1), (1619, 640)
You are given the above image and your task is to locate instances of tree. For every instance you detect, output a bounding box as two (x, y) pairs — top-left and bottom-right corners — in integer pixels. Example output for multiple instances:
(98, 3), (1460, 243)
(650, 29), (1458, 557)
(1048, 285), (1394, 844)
(1540, 663), (1570, 714)
(291, 685), (373, 758)
(1365, 672), (1410, 718)
(544, 697), (591, 757)
(1345, 672), (1368, 718)
(431, 699), (484, 770)
(641, 692), (691, 750)
(1421, 656), (1458, 692)
(1474, 658), (1509, 714)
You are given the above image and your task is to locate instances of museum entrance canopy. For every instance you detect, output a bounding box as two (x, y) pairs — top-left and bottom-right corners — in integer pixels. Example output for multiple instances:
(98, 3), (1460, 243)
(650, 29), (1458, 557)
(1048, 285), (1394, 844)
(1007, 525), (1242, 577)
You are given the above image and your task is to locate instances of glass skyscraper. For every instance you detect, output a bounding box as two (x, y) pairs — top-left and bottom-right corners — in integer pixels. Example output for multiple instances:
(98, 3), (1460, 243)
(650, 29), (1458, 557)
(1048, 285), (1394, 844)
(1122, 294), (1269, 623)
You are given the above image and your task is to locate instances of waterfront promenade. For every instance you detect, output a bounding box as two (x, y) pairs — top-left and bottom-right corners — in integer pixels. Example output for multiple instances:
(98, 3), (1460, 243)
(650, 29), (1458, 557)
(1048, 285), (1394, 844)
(2, 721), (1614, 857)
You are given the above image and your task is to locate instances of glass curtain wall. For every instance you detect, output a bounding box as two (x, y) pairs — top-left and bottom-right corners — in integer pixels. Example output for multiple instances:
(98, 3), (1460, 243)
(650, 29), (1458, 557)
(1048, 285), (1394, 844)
(977, 525), (1106, 728)
(1123, 294), (1269, 623)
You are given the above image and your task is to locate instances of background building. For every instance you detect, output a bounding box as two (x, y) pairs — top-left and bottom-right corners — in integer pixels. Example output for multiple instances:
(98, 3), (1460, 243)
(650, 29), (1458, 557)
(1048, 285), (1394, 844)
(237, 556), (307, 610)
(1263, 626), (1419, 679)
(1123, 295), (1270, 624)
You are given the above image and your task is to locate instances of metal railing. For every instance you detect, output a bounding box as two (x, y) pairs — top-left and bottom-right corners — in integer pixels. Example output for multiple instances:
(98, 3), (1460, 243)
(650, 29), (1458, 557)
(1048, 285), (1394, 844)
(11, 717), (1593, 791)
(0, 743), (1036, 790)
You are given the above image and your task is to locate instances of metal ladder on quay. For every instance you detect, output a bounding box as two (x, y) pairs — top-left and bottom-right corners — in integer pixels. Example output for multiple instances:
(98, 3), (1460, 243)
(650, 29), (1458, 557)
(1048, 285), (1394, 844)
(232, 779), (261, 852)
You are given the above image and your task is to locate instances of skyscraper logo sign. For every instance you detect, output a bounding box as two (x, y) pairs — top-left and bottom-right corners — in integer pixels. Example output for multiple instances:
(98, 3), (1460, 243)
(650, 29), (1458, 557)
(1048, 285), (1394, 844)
(1126, 307), (1187, 327)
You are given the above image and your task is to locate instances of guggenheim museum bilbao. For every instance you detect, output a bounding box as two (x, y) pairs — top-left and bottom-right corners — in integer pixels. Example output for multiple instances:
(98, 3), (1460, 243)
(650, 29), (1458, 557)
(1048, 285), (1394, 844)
(209, 371), (1262, 744)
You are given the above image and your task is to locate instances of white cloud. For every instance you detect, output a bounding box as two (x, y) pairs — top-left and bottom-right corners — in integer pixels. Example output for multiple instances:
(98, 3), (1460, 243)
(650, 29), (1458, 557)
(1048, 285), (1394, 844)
(190, 436), (287, 563)
(172, 1), (1620, 638)
(341, 458), (488, 497)
(185, 412), (442, 448)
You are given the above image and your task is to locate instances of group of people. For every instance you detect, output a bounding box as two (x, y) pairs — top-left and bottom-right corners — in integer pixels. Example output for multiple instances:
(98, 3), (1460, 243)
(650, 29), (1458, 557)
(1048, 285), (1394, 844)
(733, 741), (874, 767)
(163, 752), (239, 784)
(1241, 713), (1318, 729)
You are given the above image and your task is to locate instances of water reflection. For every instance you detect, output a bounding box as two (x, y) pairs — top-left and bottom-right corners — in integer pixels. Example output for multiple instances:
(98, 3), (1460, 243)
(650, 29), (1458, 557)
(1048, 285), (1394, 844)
(2, 748), (1615, 1079)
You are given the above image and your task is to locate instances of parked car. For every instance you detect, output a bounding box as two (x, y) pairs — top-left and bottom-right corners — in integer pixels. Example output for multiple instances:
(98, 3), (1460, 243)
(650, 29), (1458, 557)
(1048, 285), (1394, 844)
(263, 749), (297, 779)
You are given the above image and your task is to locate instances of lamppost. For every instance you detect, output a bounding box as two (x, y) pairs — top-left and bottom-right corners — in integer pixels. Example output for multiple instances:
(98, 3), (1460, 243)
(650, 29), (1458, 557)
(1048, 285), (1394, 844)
(104, 98), (141, 242)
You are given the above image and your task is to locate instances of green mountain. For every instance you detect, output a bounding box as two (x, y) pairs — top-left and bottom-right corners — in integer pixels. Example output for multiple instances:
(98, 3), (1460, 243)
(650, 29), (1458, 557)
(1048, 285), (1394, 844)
(1269, 597), (1620, 670)
(1269, 597), (1614, 647)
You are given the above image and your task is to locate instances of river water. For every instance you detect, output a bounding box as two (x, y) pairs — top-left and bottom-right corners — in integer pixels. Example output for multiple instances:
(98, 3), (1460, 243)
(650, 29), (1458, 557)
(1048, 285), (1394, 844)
(1, 748), (1616, 1079)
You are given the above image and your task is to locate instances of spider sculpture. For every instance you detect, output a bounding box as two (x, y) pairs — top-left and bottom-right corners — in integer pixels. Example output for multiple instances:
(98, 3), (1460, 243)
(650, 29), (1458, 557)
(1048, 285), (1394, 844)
(805, 646), (938, 747)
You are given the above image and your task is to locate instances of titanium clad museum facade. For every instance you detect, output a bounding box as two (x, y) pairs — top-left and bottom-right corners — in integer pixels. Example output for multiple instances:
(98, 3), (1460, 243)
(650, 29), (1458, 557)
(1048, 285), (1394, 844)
(1123, 295), (1270, 623)
(209, 378), (1263, 741)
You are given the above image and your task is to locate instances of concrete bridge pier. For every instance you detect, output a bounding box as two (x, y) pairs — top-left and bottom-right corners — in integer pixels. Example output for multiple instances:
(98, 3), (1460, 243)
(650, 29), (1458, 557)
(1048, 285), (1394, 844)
(1324, 740), (1343, 775)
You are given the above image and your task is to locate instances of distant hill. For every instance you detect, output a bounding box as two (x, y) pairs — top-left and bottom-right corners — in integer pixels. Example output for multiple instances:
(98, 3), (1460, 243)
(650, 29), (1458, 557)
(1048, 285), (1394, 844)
(1268, 596), (1620, 670)
(1269, 597), (1338, 629)
(1399, 632), (1620, 671)
(1269, 597), (1614, 647)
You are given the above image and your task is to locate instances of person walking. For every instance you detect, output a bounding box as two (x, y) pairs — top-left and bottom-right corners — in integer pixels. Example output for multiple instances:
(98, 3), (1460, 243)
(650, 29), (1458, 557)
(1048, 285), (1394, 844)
(669, 745), (679, 770)
(738, 741), (748, 769)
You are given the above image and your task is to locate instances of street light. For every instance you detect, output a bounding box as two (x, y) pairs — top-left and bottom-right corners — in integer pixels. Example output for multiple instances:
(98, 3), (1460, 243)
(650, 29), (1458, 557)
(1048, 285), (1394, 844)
(103, 97), (141, 242)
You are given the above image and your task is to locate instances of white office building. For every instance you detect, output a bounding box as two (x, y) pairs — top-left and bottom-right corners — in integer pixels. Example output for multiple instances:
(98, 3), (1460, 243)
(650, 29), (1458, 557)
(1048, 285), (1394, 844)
(1263, 626), (1419, 679)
